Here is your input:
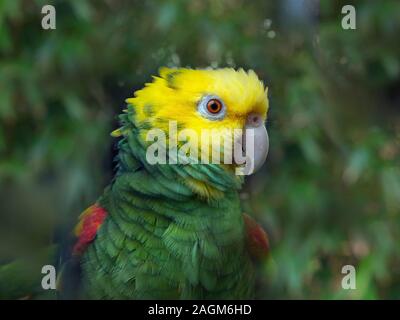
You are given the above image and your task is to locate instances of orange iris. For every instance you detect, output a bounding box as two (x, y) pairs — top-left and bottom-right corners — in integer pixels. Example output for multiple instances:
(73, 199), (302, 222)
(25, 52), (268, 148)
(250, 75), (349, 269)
(206, 99), (223, 114)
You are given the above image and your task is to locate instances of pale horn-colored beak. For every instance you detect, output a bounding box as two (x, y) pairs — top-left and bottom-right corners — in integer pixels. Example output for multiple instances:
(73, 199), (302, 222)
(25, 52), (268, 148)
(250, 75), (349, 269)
(235, 113), (269, 176)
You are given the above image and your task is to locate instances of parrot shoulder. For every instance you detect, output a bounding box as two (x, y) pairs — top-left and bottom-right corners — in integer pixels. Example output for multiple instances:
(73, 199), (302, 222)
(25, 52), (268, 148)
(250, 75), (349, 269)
(72, 204), (108, 256)
(243, 213), (270, 260)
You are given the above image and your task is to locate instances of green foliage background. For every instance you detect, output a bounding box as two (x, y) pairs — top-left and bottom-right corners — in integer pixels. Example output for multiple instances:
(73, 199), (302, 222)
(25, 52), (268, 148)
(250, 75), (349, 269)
(1, 0), (399, 299)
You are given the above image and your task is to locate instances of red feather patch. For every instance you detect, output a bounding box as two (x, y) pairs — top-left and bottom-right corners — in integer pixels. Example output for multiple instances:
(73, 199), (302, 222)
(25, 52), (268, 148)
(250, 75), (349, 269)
(243, 213), (270, 260)
(72, 204), (107, 255)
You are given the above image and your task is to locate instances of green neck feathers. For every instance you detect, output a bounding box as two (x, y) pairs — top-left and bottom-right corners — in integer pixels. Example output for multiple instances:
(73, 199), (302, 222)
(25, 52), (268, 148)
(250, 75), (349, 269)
(115, 108), (244, 199)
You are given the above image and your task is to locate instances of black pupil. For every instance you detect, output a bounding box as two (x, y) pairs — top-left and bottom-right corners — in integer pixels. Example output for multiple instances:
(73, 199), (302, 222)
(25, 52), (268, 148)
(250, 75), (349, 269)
(209, 101), (219, 112)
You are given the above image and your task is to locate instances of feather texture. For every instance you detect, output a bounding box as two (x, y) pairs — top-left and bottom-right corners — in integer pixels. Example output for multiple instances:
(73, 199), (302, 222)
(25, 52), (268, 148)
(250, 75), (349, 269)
(75, 68), (269, 299)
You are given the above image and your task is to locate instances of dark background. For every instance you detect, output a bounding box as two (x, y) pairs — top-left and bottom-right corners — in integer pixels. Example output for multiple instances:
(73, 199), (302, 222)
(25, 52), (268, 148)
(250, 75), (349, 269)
(0, 0), (399, 299)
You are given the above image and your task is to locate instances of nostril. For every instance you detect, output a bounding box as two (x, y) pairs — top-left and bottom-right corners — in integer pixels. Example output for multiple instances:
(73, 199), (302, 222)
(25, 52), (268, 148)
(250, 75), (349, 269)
(247, 113), (262, 127)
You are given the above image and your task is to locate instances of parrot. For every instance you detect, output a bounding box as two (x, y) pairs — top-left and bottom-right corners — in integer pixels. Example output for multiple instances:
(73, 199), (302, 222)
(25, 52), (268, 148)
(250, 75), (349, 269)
(0, 67), (270, 300)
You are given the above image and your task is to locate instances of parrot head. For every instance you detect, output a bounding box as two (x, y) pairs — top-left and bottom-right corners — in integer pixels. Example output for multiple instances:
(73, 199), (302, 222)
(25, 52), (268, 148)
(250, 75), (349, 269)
(115, 67), (270, 198)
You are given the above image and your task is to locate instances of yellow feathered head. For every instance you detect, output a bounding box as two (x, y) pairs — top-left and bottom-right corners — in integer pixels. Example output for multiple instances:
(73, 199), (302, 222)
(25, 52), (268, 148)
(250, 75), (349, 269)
(125, 67), (268, 133)
(115, 67), (270, 198)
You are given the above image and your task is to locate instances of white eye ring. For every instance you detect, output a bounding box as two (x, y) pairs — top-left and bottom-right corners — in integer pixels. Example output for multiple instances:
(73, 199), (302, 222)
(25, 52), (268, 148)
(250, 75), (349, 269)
(197, 95), (226, 121)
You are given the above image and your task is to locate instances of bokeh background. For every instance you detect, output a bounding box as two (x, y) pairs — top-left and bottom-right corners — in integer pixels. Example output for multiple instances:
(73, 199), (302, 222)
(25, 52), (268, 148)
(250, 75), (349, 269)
(1, 0), (400, 299)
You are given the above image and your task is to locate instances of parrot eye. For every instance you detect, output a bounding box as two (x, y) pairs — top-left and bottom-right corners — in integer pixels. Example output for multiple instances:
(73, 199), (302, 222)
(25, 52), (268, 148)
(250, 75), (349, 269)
(198, 95), (226, 120)
(206, 99), (223, 114)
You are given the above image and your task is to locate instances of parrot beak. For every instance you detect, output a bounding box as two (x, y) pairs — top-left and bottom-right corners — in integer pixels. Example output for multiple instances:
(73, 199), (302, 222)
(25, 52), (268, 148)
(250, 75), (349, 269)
(235, 113), (269, 176)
